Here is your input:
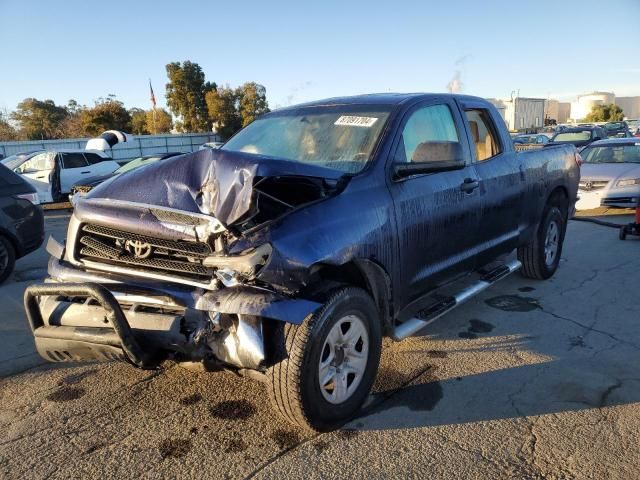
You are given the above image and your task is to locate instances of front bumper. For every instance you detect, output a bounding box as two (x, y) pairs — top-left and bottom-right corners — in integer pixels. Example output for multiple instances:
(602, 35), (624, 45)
(24, 251), (321, 369)
(24, 283), (160, 368)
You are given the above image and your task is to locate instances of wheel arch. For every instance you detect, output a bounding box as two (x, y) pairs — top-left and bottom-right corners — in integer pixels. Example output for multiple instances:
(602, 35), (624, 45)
(306, 259), (394, 335)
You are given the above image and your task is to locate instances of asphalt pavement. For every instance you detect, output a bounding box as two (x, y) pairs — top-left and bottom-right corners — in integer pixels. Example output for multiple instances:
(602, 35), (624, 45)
(1, 212), (639, 479)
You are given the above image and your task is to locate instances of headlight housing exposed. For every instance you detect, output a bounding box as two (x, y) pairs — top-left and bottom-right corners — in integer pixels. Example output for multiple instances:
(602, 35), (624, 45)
(616, 178), (640, 187)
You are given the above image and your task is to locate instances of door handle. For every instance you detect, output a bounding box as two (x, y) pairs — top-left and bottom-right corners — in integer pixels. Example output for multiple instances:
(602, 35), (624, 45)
(460, 178), (479, 193)
(36, 175), (46, 179)
(80, 170), (91, 174)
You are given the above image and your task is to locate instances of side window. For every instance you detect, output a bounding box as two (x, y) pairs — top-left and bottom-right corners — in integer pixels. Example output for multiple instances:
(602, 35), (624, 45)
(464, 109), (503, 161)
(84, 153), (106, 165)
(60, 153), (89, 169)
(395, 104), (461, 164)
(19, 152), (54, 173)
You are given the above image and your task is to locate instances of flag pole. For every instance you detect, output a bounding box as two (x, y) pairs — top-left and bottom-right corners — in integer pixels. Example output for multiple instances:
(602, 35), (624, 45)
(149, 79), (157, 134)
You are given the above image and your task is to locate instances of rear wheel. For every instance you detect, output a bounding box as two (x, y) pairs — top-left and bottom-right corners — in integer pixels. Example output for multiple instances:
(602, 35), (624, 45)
(619, 226), (627, 241)
(518, 197), (567, 280)
(0, 236), (16, 284)
(266, 287), (382, 431)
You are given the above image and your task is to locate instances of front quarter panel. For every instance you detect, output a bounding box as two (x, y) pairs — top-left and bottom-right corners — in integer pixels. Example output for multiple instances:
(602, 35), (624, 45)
(249, 174), (396, 292)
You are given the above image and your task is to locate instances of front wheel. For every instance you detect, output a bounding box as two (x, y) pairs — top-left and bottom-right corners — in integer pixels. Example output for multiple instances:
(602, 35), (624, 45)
(0, 236), (16, 284)
(518, 201), (567, 280)
(266, 287), (382, 431)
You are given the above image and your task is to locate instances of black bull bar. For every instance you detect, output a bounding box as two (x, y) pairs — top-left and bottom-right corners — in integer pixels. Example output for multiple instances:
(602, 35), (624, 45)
(24, 283), (157, 369)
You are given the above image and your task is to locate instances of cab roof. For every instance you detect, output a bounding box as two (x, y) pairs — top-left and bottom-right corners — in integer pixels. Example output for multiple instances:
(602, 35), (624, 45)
(275, 92), (488, 110)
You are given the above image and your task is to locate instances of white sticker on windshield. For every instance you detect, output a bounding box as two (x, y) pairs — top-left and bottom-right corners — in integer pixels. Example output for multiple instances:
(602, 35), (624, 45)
(334, 116), (378, 127)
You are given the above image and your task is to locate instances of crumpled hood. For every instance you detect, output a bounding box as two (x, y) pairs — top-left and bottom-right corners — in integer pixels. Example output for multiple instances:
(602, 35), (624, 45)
(86, 148), (344, 225)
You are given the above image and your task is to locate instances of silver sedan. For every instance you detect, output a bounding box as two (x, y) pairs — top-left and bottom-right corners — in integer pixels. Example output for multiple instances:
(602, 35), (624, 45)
(576, 138), (640, 210)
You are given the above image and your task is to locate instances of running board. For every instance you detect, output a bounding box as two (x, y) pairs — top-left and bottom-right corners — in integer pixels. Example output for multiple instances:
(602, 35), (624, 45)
(392, 259), (522, 341)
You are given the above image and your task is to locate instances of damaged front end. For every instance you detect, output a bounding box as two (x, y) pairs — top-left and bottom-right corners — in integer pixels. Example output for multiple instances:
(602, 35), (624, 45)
(24, 149), (343, 372)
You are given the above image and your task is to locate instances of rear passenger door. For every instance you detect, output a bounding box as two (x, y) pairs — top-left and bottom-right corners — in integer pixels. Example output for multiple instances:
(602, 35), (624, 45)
(59, 153), (92, 193)
(459, 100), (522, 266)
(388, 98), (483, 306)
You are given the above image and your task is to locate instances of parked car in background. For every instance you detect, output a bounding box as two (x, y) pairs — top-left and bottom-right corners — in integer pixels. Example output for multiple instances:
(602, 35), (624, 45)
(10, 150), (120, 203)
(603, 121), (630, 138)
(546, 126), (608, 151)
(513, 134), (550, 145)
(0, 164), (44, 283)
(576, 138), (640, 210)
(1, 150), (43, 170)
(626, 119), (640, 137)
(24, 93), (579, 430)
(199, 141), (224, 150)
(69, 152), (184, 202)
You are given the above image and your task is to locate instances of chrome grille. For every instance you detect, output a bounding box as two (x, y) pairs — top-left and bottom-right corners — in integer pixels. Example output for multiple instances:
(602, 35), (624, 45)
(76, 224), (213, 279)
(578, 180), (609, 191)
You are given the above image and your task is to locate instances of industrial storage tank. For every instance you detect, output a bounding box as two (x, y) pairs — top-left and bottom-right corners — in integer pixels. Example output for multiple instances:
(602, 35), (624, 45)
(571, 92), (615, 120)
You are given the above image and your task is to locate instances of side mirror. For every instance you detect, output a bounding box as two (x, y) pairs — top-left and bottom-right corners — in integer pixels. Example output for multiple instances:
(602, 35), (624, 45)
(393, 159), (465, 179)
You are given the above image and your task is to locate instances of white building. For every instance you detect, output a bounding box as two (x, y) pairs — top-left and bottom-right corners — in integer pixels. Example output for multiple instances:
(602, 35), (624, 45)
(570, 92), (615, 121)
(617, 97), (640, 119)
(501, 97), (545, 132)
(544, 99), (571, 124)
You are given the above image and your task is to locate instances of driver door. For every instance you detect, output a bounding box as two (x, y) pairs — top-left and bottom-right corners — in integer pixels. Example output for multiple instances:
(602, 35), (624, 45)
(388, 98), (483, 307)
(18, 152), (56, 203)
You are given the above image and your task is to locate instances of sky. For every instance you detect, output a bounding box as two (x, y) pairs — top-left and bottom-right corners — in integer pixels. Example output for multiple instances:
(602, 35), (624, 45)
(1, 0), (639, 114)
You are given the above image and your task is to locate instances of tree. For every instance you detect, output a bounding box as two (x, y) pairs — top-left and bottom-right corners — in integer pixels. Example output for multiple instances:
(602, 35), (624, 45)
(165, 61), (215, 132)
(130, 108), (149, 135)
(80, 97), (131, 136)
(0, 111), (19, 141)
(205, 86), (242, 140)
(585, 104), (624, 122)
(11, 98), (69, 139)
(145, 108), (173, 134)
(237, 82), (269, 127)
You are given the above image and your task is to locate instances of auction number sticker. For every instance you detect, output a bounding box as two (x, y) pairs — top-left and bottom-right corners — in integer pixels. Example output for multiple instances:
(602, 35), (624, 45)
(334, 116), (378, 127)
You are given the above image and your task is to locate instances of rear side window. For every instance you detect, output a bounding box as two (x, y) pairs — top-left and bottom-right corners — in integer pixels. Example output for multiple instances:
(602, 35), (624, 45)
(464, 109), (502, 161)
(396, 104), (461, 163)
(84, 153), (106, 165)
(61, 153), (89, 169)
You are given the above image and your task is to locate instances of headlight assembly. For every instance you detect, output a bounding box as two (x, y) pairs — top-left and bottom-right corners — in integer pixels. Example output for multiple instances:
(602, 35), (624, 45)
(616, 178), (640, 187)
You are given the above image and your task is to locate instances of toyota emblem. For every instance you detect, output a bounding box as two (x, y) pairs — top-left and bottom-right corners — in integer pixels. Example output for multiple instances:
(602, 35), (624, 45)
(125, 240), (153, 259)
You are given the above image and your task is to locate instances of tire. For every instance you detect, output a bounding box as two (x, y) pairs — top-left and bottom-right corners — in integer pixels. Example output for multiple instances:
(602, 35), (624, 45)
(0, 236), (16, 284)
(518, 198), (567, 280)
(619, 226), (627, 241)
(266, 287), (382, 431)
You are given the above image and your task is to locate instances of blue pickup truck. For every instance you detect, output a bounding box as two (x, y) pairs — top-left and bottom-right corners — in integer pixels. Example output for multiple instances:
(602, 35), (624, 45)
(24, 93), (580, 430)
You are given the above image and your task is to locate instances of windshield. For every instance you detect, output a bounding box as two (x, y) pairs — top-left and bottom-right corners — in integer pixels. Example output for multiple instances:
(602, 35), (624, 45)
(582, 144), (640, 164)
(553, 131), (591, 142)
(1, 153), (34, 170)
(221, 106), (392, 174)
(115, 155), (165, 174)
(604, 122), (625, 131)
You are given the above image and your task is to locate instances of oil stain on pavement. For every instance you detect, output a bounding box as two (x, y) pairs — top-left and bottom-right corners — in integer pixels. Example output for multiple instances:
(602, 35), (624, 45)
(46, 386), (85, 402)
(209, 399), (257, 420)
(485, 295), (540, 312)
(159, 438), (192, 459)
(271, 429), (301, 449)
(458, 319), (495, 339)
(179, 393), (202, 406)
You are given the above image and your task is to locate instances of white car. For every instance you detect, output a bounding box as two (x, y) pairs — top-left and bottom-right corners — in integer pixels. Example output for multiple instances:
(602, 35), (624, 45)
(199, 141), (224, 150)
(12, 150), (120, 203)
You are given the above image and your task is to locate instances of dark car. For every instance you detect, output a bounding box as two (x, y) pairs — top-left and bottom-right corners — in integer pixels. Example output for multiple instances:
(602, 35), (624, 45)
(546, 126), (608, 151)
(0, 164), (45, 283)
(24, 93), (579, 430)
(603, 121), (631, 138)
(513, 134), (550, 145)
(70, 152), (184, 200)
